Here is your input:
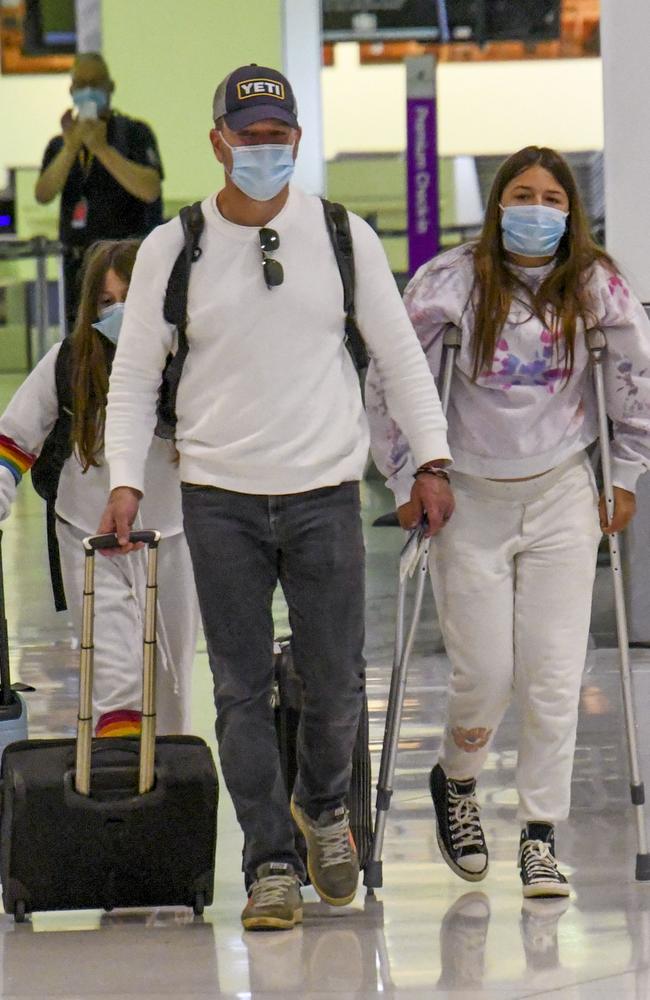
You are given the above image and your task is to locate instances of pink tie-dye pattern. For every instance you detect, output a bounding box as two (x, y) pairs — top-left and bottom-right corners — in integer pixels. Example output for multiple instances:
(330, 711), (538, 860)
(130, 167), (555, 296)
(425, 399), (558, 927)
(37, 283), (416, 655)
(608, 274), (629, 300)
(481, 327), (569, 393)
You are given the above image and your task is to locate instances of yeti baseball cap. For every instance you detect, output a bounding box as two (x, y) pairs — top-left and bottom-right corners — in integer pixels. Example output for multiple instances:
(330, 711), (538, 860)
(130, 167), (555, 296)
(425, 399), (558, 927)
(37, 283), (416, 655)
(212, 64), (299, 130)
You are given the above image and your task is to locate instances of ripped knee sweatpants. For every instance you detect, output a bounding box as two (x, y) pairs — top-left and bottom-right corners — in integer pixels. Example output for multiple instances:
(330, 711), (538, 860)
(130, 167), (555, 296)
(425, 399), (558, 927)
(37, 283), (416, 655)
(428, 452), (601, 824)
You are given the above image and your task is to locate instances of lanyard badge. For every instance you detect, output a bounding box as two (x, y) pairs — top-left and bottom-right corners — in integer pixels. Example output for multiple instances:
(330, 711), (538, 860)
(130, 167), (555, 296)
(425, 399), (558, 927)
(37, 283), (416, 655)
(70, 196), (88, 230)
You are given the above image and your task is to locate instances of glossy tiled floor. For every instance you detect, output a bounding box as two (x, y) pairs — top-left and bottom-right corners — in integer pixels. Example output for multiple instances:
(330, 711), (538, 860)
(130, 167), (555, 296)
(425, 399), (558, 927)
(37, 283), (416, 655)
(2, 374), (650, 998)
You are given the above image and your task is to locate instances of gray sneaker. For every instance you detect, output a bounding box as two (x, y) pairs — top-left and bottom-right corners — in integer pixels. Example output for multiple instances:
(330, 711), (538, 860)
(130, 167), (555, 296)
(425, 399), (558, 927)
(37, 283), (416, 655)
(241, 862), (303, 931)
(290, 797), (359, 906)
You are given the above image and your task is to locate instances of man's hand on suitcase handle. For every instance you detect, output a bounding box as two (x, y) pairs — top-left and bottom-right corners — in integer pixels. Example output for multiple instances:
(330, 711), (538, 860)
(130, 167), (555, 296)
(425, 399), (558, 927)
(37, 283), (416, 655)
(398, 472), (455, 538)
(97, 487), (144, 555)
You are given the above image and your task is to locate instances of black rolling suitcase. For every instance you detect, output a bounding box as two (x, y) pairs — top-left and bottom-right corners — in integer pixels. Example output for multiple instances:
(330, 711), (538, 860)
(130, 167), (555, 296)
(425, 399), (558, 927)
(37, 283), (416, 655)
(0, 530), (218, 922)
(0, 530), (30, 755)
(273, 637), (373, 869)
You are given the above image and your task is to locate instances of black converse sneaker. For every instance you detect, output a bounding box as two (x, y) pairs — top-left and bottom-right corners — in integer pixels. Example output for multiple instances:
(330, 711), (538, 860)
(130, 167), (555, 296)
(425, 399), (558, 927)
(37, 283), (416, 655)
(518, 823), (570, 899)
(430, 764), (488, 881)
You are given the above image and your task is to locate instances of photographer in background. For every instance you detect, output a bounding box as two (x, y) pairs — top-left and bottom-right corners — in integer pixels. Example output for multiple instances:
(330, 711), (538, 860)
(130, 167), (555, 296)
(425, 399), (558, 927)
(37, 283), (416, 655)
(35, 53), (164, 325)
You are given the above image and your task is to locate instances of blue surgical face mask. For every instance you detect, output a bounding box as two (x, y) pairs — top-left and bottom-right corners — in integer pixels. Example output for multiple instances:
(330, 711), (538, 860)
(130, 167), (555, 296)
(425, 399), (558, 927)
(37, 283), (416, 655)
(499, 204), (569, 258)
(221, 135), (295, 202)
(92, 302), (124, 345)
(72, 86), (109, 115)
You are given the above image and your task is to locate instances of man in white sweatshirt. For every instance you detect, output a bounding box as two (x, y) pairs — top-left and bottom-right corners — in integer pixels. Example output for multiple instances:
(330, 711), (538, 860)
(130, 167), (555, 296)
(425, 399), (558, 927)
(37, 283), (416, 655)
(98, 63), (452, 931)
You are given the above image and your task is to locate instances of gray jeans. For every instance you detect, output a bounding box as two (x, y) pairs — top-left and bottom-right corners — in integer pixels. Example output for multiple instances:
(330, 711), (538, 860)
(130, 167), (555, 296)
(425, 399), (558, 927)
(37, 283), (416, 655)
(181, 481), (366, 882)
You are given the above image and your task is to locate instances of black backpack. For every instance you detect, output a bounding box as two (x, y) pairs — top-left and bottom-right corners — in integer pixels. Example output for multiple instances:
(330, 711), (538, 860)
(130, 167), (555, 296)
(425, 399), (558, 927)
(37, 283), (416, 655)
(30, 338), (74, 611)
(30, 336), (115, 612)
(31, 340), (74, 505)
(155, 197), (368, 440)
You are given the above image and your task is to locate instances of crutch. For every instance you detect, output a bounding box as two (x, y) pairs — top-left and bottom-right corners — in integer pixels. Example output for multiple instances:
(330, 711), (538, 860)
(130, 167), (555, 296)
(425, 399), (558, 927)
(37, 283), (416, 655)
(365, 326), (461, 891)
(587, 328), (650, 881)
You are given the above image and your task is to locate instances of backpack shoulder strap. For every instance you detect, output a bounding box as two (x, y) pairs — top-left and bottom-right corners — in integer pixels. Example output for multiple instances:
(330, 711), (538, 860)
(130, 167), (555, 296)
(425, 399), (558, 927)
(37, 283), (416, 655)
(156, 202), (205, 440)
(163, 201), (205, 336)
(320, 198), (369, 375)
(45, 497), (66, 612)
(54, 337), (73, 417)
(41, 337), (74, 612)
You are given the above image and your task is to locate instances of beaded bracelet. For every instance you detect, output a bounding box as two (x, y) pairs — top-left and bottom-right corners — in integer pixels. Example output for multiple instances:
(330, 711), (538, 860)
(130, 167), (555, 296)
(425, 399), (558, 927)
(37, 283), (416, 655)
(414, 465), (450, 483)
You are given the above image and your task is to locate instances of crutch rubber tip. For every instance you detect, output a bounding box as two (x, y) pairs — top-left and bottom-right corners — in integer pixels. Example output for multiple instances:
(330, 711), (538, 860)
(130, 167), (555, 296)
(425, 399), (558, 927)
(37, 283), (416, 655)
(635, 854), (650, 881)
(631, 783), (645, 806)
(376, 788), (393, 811)
(363, 860), (383, 889)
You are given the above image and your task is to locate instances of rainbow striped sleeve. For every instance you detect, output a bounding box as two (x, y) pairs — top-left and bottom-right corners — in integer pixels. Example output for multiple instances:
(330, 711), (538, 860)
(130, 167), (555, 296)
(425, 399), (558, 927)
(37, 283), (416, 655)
(0, 435), (37, 485)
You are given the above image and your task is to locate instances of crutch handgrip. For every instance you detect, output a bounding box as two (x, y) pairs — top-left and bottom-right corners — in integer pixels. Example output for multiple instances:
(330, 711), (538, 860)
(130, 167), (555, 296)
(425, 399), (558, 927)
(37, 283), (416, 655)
(443, 326), (462, 349)
(585, 327), (607, 353)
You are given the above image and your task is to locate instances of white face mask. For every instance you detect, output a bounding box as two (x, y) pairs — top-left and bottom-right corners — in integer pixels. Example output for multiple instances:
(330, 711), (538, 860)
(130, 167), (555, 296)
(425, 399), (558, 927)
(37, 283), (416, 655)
(221, 135), (295, 201)
(92, 302), (125, 345)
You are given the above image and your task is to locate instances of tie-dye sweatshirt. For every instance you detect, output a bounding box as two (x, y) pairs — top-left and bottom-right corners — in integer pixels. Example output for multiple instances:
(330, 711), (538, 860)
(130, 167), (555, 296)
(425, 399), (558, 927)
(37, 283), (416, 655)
(367, 242), (650, 507)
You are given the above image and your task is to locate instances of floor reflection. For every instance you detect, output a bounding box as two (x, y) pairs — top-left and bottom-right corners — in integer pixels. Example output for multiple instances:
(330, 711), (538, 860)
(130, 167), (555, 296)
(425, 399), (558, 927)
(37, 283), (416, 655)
(437, 891), (491, 989)
(244, 898), (392, 997)
(2, 911), (219, 998)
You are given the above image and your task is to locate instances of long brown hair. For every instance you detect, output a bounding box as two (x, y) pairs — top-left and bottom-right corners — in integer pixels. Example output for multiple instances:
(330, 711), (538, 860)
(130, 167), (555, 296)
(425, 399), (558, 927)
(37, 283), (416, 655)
(471, 146), (614, 381)
(70, 239), (139, 471)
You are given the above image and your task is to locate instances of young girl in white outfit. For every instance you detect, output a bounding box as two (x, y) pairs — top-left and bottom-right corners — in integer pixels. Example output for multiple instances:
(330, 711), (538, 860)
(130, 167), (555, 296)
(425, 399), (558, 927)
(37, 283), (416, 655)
(0, 240), (199, 737)
(367, 146), (650, 898)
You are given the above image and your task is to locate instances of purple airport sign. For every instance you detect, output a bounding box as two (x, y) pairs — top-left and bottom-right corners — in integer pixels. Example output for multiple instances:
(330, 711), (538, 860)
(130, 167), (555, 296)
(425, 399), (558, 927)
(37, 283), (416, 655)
(406, 55), (439, 276)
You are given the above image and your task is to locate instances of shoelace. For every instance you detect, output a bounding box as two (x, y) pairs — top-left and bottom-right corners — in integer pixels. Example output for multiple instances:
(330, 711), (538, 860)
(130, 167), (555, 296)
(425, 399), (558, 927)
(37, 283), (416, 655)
(448, 788), (485, 850)
(250, 874), (296, 907)
(520, 841), (562, 883)
(315, 816), (353, 868)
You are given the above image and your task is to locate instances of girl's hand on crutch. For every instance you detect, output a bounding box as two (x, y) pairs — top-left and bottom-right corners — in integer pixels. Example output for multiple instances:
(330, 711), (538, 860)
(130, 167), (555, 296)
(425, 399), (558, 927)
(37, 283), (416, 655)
(398, 476), (455, 537)
(599, 486), (636, 535)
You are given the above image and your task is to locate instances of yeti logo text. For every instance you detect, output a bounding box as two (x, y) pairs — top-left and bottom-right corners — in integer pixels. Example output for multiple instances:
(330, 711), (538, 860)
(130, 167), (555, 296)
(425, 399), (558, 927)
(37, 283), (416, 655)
(237, 79), (285, 101)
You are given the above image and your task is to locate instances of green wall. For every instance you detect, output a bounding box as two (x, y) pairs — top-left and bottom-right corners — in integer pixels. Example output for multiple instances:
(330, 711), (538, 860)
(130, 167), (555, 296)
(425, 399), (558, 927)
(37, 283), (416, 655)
(102, 0), (283, 211)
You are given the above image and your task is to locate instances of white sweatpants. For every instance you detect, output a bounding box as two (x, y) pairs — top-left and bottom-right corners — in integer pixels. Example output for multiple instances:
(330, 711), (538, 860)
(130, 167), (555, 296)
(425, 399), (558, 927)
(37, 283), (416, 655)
(56, 521), (199, 734)
(429, 452), (602, 823)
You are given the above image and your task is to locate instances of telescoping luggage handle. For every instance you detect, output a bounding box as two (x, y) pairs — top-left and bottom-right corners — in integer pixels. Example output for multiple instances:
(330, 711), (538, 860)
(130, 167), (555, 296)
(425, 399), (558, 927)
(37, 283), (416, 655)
(75, 530), (161, 798)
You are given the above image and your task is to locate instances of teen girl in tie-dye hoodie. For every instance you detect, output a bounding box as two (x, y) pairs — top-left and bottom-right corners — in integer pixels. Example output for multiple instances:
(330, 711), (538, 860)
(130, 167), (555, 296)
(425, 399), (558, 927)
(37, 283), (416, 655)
(366, 146), (650, 900)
